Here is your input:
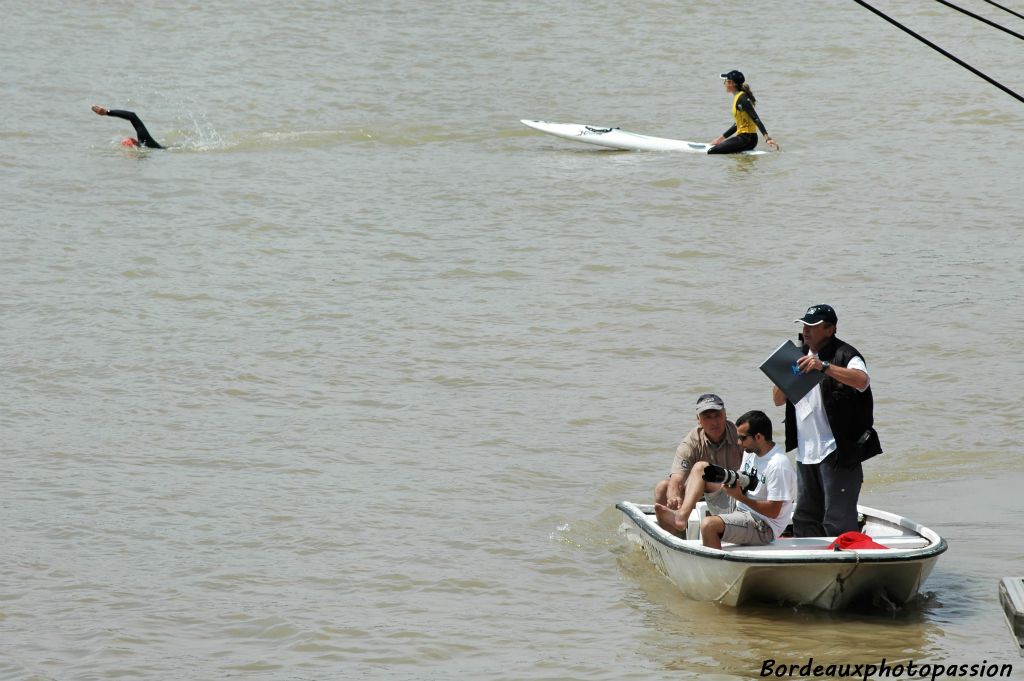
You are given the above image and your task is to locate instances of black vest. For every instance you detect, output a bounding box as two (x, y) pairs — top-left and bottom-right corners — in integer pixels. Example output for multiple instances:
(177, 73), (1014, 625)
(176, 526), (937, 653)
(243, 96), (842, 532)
(784, 335), (883, 466)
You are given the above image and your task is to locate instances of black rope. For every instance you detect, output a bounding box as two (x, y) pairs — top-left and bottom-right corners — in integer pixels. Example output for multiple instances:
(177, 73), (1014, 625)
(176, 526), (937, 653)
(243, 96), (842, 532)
(980, 0), (1024, 22)
(852, 0), (1024, 105)
(931, 0), (1024, 40)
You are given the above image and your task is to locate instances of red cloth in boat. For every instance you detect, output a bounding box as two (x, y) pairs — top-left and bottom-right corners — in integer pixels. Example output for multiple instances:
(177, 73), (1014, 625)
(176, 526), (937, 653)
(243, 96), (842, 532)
(827, 531), (889, 550)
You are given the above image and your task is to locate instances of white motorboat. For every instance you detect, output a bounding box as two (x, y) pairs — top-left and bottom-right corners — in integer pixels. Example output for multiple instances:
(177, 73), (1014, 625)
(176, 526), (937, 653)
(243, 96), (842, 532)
(617, 501), (947, 610)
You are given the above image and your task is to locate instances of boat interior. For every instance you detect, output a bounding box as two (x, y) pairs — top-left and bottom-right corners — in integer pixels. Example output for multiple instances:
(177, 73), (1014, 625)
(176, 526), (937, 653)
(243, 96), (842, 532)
(720, 535), (932, 553)
(676, 502), (936, 552)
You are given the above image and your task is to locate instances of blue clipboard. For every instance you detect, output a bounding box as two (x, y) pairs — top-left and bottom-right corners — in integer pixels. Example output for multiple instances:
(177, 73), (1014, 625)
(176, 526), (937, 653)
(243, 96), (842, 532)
(759, 340), (825, 404)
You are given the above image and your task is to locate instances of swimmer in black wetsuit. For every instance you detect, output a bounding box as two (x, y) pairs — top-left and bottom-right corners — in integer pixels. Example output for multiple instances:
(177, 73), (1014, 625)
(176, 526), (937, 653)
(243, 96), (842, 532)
(708, 70), (779, 154)
(92, 105), (165, 149)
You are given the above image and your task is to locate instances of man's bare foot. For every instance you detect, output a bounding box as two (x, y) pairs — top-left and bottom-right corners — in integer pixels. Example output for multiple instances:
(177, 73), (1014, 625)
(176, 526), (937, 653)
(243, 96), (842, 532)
(91, 105), (108, 116)
(654, 503), (686, 535)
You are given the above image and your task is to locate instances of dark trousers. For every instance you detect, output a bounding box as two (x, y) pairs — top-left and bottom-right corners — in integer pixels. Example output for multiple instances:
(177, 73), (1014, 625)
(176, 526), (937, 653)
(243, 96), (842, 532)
(707, 132), (757, 154)
(793, 452), (863, 537)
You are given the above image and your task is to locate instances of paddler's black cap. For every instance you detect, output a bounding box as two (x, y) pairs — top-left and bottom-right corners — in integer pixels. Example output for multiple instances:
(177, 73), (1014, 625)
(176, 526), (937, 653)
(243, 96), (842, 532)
(720, 70), (745, 86)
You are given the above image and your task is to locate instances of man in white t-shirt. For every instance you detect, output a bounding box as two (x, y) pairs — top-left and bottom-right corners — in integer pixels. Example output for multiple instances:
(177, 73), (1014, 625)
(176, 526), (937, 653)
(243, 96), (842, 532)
(700, 410), (797, 549)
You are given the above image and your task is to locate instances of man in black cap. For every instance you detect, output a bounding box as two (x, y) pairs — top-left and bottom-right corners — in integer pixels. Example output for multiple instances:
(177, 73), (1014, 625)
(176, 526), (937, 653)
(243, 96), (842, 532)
(653, 393), (743, 535)
(771, 305), (882, 536)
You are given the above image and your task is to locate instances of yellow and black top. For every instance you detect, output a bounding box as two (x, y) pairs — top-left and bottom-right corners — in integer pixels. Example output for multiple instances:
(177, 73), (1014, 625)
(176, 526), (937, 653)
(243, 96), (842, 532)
(721, 92), (768, 139)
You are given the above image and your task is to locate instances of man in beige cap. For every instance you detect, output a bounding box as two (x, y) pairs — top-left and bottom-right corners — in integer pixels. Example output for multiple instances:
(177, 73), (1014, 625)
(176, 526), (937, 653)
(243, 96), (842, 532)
(653, 393), (743, 535)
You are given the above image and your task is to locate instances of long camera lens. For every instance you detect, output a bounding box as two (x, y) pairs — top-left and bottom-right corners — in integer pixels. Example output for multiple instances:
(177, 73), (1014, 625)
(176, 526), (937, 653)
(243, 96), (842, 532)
(703, 464), (735, 486)
(702, 464), (757, 492)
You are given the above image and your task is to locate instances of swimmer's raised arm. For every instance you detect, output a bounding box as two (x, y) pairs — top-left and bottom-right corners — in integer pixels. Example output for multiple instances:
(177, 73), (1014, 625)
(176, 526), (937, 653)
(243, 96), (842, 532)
(91, 105), (164, 149)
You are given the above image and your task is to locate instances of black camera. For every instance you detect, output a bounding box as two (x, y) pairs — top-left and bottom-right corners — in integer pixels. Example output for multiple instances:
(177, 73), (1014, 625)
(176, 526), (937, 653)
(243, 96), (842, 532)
(702, 464), (758, 493)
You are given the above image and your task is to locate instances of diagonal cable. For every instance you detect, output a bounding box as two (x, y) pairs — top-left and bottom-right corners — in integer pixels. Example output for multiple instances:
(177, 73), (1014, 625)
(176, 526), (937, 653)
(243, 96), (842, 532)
(931, 0), (1024, 40)
(980, 0), (1024, 22)
(852, 0), (1024, 105)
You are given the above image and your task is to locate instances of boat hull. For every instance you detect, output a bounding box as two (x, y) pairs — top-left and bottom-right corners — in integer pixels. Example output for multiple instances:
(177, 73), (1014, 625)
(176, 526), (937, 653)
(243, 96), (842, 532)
(618, 502), (947, 610)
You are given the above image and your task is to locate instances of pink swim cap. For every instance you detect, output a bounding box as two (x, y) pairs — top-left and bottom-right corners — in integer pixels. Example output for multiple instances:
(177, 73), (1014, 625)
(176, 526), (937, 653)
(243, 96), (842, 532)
(120, 137), (139, 148)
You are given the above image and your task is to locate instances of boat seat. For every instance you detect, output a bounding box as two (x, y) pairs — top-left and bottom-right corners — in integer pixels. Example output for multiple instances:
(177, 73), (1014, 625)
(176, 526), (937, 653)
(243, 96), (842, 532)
(721, 535), (931, 552)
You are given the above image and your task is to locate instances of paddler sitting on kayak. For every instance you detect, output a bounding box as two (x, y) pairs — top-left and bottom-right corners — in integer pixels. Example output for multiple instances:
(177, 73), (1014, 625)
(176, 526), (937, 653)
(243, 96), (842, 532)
(708, 70), (779, 154)
(92, 105), (165, 149)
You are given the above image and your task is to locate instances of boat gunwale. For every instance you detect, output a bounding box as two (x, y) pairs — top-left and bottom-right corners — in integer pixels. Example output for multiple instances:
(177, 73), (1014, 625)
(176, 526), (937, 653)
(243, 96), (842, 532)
(616, 501), (949, 565)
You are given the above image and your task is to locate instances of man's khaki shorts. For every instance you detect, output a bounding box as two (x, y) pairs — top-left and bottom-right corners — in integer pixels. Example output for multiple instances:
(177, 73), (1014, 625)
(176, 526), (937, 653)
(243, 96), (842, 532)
(718, 510), (774, 546)
(704, 487), (735, 516)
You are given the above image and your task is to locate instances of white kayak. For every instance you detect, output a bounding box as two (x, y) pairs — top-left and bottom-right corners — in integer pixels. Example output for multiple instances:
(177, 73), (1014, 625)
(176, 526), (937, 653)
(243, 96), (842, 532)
(521, 119), (768, 155)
